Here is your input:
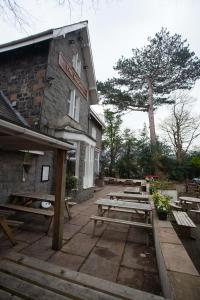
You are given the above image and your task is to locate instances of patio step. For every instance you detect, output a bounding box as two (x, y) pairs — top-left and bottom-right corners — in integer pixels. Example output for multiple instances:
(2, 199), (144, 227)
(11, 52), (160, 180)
(0, 252), (165, 300)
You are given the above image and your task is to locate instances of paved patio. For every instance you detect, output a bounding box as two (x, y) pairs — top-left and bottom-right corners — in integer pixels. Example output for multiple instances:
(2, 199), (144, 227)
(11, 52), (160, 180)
(0, 185), (162, 296)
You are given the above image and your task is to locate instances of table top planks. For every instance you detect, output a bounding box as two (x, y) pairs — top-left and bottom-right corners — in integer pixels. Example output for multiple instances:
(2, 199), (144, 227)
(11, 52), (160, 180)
(107, 192), (149, 201)
(96, 199), (152, 211)
(179, 196), (200, 204)
(12, 192), (72, 203)
(124, 187), (141, 194)
(172, 211), (196, 228)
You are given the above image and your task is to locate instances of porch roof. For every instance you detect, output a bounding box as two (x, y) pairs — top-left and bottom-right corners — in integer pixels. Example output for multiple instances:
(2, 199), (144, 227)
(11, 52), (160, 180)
(0, 118), (75, 151)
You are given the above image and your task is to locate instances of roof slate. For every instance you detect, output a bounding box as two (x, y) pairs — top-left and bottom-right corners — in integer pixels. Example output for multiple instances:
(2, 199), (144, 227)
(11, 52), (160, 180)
(0, 91), (28, 127)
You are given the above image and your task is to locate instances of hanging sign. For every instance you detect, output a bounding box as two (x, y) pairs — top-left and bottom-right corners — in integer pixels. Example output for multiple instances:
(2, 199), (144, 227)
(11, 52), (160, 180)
(59, 52), (88, 99)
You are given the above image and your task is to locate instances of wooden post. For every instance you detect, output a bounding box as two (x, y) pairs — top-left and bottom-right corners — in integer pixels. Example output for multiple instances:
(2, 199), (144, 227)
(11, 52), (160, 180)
(52, 149), (66, 250)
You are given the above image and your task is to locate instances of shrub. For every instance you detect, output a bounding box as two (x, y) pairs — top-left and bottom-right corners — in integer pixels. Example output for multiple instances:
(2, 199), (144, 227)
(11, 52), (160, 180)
(152, 192), (171, 213)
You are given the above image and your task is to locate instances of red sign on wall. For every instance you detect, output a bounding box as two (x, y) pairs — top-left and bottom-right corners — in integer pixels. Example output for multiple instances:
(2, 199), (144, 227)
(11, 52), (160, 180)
(59, 52), (88, 99)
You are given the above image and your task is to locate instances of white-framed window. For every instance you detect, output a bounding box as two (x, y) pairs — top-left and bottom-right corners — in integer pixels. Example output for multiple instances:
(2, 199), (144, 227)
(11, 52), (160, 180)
(83, 144), (94, 188)
(67, 89), (80, 122)
(91, 127), (97, 140)
(67, 142), (80, 178)
(72, 53), (81, 77)
(94, 151), (100, 176)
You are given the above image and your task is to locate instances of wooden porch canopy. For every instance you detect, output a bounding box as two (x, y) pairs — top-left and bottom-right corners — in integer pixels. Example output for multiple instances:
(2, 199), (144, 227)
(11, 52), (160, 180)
(0, 118), (75, 250)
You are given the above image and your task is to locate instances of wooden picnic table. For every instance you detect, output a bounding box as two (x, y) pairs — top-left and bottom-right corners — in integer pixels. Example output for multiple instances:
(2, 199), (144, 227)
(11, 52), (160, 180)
(107, 192), (149, 202)
(124, 187), (141, 194)
(95, 198), (152, 223)
(179, 196), (200, 205)
(11, 192), (73, 219)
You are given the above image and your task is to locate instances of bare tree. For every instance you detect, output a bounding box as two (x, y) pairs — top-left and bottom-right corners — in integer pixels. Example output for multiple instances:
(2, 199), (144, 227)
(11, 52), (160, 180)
(160, 92), (200, 162)
(0, 0), (30, 30)
(0, 0), (108, 30)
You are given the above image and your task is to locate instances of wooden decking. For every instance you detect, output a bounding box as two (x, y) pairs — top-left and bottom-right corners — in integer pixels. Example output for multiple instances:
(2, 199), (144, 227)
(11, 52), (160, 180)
(0, 252), (164, 300)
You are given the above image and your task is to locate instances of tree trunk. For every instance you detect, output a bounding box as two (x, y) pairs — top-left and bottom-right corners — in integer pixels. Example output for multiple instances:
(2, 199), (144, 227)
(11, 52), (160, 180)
(146, 77), (156, 145)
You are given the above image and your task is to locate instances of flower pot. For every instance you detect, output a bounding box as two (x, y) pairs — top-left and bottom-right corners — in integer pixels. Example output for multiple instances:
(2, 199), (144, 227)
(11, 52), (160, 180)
(157, 211), (168, 220)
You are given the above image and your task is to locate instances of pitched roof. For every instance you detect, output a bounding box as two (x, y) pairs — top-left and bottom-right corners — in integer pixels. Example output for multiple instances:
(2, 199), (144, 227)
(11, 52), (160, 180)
(0, 21), (98, 104)
(0, 91), (28, 127)
(90, 108), (105, 129)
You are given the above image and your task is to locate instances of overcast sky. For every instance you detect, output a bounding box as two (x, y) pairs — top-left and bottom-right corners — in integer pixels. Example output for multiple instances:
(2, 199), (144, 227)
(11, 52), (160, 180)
(0, 0), (200, 144)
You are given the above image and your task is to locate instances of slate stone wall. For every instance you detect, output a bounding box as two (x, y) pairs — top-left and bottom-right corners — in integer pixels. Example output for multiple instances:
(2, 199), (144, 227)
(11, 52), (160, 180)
(0, 150), (54, 202)
(41, 32), (90, 133)
(0, 41), (49, 128)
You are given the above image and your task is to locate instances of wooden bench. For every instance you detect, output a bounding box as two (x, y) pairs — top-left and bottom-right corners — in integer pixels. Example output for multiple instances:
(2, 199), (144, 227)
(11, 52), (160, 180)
(102, 206), (145, 216)
(169, 203), (182, 210)
(90, 215), (152, 245)
(172, 210), (196, 238)
(0, 204), (54, 234)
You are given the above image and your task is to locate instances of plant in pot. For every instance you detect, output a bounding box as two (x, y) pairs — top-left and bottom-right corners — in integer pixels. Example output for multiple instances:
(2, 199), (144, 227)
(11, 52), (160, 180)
(152, 192), (170, 220)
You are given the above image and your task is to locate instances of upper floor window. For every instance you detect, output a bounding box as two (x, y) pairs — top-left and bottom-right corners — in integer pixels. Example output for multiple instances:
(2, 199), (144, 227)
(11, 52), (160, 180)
(67, 89), (80, 122)
(72, 53), (81, 77)
(91, 127), (97, 140)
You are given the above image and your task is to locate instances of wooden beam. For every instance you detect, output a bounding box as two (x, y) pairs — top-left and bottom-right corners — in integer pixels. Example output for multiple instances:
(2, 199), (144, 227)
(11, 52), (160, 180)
(52, 149), (66, 250)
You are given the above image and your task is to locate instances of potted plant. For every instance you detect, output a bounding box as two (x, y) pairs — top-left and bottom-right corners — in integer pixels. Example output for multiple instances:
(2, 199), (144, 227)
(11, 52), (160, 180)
(152, 192), (171, 220)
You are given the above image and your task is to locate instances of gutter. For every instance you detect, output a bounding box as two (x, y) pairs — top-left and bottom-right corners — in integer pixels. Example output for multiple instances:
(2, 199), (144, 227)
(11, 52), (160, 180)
(0, 119), (75, 150)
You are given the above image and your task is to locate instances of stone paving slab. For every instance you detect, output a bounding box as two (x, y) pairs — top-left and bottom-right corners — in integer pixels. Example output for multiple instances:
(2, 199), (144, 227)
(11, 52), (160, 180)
(0, 239), (29, 257)
(61, 233), (98, 257)
(79, 206), (99, 216)
(107, 223), (130, 233)
(69, 214), (90, 226)
(48, 251), (85, 271)
(168, 271), (200, 300)
(49, 223), (82, 240)
(158, 227), (181, 245)
(117, 266), (143, 290)
(20, 236), (55, 260)
(97, 230), (127, 263)
(142, 272), (161, 295)
(14, 230), (45, 244)
(80, 248), (120, 282)
(127, 227), (147, 244)
(80, 221), (107, 236)
(161, 242), (199, 275)
(122, 243), (157, 273)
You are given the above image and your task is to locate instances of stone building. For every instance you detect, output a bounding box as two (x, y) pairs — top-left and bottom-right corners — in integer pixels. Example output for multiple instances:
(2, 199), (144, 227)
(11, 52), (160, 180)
(0, 21), (104, 203)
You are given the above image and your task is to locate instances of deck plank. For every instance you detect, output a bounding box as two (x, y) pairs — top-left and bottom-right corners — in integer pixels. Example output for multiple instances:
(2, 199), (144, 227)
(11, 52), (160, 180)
(4, 252), (164, 300)
(0, 259), (120, 300)
(0, 270), (70, 300)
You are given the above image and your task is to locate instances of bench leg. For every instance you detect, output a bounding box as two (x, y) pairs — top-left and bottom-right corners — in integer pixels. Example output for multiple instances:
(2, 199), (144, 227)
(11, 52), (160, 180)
(65, 201), (71, 220)
(92, 220), (97, 237)
(0, 217), (16, 246)
(46, 216), (54, 235)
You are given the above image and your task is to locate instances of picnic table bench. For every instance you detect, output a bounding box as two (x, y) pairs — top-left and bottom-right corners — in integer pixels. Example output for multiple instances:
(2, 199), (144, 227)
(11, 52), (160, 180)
(11, 192), (75, 219)
(0, 204), (54, 234)
(172, 210), (196, 238)
(90, 215), (152, 245)
(96, 198), (152, 223)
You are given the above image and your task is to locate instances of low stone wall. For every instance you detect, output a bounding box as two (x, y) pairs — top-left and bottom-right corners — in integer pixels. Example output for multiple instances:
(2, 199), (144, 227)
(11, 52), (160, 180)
(153, 210), (200, 299)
